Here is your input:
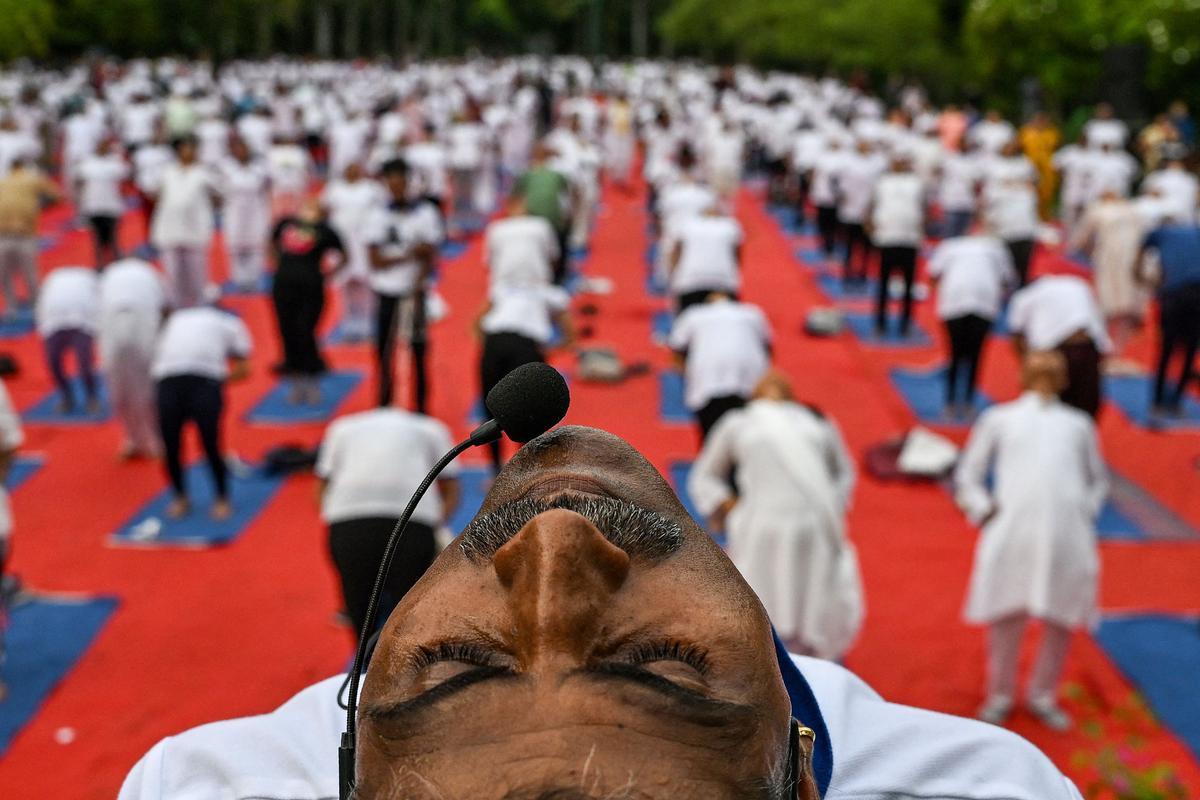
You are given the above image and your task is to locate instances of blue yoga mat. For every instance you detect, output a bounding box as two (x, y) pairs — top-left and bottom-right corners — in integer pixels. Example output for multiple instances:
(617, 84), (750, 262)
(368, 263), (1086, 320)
(659, 372), (691, 423)
(324, 317), (373, 345)
(0, 595), (118, 756)
(6, 455), (43, 491)
(1104, 375), (1200, 429)
(653, 310), (673, 339)
(816, 273), (877, 302)
(109, 464), (284, 547)
(890, 366), (992, 426)
(1096, 614), (1200, 761)
(440, 240), (467, 260)
(245, 370), (362, 424)
(23, 377), (111, 424)
(445, 465), (492, 535)
(667, 461), (727, 548)
(0, 308), (34, 339)
(220, 274), (273, 295)
(843, 311), (932, 348)
(1097, 470), (1199, 542)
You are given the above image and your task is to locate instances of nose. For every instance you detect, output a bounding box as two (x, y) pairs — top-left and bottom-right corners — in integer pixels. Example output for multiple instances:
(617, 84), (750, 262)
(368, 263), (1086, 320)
(492, 508), (631, 664)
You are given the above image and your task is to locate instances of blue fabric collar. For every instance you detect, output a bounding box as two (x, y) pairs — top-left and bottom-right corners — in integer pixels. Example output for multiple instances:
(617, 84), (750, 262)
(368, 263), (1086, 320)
(774, 631), (833, 796)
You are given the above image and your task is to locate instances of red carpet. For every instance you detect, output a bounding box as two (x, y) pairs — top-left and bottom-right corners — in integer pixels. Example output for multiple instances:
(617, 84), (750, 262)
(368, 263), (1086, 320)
(0, 178), (1198, 798)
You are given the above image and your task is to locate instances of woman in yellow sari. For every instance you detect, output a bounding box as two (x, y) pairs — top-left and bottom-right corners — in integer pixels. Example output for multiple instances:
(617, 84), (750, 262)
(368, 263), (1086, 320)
(1020, 112), (1062, 219)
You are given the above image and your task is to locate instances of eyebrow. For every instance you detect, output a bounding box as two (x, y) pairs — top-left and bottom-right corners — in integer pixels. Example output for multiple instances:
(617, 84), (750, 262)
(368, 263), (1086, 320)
(362, 662), (754, 730)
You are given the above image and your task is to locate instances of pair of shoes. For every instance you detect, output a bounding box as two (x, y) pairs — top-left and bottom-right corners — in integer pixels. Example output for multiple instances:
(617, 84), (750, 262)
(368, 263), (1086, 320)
(1027, 697), (1073, 731)
(976, 695), (1013, 725)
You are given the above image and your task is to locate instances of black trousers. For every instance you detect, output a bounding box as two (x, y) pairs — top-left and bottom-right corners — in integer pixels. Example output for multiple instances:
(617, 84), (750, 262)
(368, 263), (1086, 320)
(675, 288), (738, 313)
(89, 215), (120, 267)
(695, 394), (746, 443)
(875, 245), (918, 336)
(156, 374), (227, 501)
(944, 314), (992, 406)
(1154, 283), (1200, 410)
(481, 332), (544, 469)
(841, 221), (872, 283)
(329, 517), (437, 642)
(1006, 239), (1035, 287)
(376, 291), (428, 412)
(816, 206), (839, 256)
(271, 276), (326, 375)
(553, 224), (571, 285)
(1057, 338), (1103, 419)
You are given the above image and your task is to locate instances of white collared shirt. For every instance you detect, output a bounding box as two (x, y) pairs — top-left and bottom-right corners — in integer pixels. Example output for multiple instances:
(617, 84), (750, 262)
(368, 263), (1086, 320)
(151, 307), (252, 381)
(1008, 275), (1112, 352)
(669, 299), (771, 410)
(36, 267), (100, 336)
(928, 235), (1016, 321)
(363, 200), (444, 296)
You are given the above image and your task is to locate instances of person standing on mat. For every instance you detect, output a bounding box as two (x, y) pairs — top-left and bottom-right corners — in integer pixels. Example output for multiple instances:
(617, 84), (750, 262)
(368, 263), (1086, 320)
(98, 257), (167, 459)
(955, 350), (1107, 731)
(270, 197), (345, 406)
(1008, 274), (1110, 418)
(514, 142), (573, 285)
(835, 138), (886, 287)
(219, 136), (272, 293)
(151, 302), (252, 521)
(36, 266), (101, 415)
(150, 135), (218, 308)
(927, 222), (1017, 418)
(321, 160), (386, 343)
(983, 169), (1039, 288)
(667, 200), (743, 313)
(689, 369), (861, 660)
(869, 152), (924, 338)
(365, 158), (443, 411)
(669, 292), (772, 443)
(0, 376), (20, 702)
(483, 194), (559, 291)
(0, 155), (60, 316)
(475, 282), (575, 472)
(809, 133), (849, 261)
(1139, 217), (1200, 420)
(315, 405), (461, 643)
(75, 136), (129, 269)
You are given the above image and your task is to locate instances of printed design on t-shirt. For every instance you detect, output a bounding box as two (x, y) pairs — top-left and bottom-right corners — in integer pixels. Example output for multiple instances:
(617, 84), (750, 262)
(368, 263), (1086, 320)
(280, 223), (318, 255)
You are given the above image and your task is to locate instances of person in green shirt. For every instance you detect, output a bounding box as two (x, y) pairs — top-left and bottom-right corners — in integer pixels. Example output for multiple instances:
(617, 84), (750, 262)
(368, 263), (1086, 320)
(515, 142), (574, 284)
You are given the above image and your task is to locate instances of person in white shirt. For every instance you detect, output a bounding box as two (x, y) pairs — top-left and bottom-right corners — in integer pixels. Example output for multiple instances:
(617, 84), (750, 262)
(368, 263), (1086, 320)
(321, 161), (387, 342)
(36, 266), (101, 414)
(668, 204), (743, 311)
(151, 304), (252, 520)
(75, 137), (130, 267)
(98, 258), (166, 459)
(61, 108), (105, 213)
(1083, 142), (1138, 204)
(1069, 189), (1152, 357)
(955, 351), (1107, 730)
(939, 145), (983, 238)
(327, 113), (372, 184)
(1141, 148), (1198, 224)
(669, 293), (772, 441)
(690, 370), (861, 659)
(983, 169), (1040, 286)
(1008, 274), (1111, 418)
(219, 136), (272, 291)
(869, 153), (924, 337)
(928, 228), (1017, 416)
(119, 425), (1085, 800)
(483, 195), (559, 290)
(119, 93), (160, 153)
(1083, 103), (1129, 151)
(1052, 135), (1091, 233)
(835, 139), (886, 285)
(266, 133), (313, 222)
(365, 158), (444, 411)
(132, 133), (174, 234)
(445, 104), (490, 227)
(150, 135), (218, 308)
(315, 407), (461, 644)
(968, 110), (1015, 154)
(194, 113), (230, 168)
(808, 134), (848, 258)
(235, 106), (273, 158)
(603, 93), (636, 189)
(476, 279), (574, 468)
(0, 376), (21, 701)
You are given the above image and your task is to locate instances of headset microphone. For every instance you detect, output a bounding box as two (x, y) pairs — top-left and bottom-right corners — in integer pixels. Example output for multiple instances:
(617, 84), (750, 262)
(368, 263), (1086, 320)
(338, 363), (569, 800)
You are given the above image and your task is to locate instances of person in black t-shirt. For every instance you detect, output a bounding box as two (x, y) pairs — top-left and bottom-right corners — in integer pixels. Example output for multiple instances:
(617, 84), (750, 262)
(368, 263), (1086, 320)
(270, 197), (345, 405)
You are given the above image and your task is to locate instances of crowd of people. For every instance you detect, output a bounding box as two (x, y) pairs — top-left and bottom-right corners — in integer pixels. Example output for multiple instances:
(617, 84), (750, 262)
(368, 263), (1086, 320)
(0, 56), (1195, 790)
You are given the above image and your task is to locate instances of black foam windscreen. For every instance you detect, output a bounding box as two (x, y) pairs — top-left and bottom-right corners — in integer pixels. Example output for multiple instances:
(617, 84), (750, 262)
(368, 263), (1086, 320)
(485, 363), (570, 443)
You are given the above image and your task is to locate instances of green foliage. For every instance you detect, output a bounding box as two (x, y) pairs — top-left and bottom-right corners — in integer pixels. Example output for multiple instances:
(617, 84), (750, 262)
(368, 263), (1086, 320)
(0, 0), (54, 60)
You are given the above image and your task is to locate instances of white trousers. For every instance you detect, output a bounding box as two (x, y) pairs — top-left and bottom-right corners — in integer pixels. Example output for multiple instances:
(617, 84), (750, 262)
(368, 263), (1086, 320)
(100, 308), (161, 453)
(986, 613), (1073, 705)
(160, 245), (209, 308)
(226, 244), (266, 289)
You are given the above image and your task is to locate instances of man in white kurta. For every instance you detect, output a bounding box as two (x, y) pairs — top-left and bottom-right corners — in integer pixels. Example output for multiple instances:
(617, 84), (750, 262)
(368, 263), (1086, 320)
(219, 138), (272, 291)
(98, 258), (166, 459)
(689, 371), (862, 660)
(954, 351), (1108, 730)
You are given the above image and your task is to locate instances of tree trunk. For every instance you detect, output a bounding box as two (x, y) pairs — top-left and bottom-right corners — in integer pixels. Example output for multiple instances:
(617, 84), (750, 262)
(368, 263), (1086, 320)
(342, 0), (362, 58)
(393, 0), (411, 60)
(315, 0), (334, 58)
(631, 0), (648, 59)
(256, 6), (273, 57)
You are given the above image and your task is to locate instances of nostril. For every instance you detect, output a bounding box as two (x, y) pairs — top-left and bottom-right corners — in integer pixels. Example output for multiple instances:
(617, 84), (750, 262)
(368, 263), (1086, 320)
(492, 508), (632, 591)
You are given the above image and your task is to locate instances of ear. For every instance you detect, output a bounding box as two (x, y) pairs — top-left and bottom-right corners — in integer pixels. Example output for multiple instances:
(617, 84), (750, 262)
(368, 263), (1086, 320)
(790, 720), (822, 800)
